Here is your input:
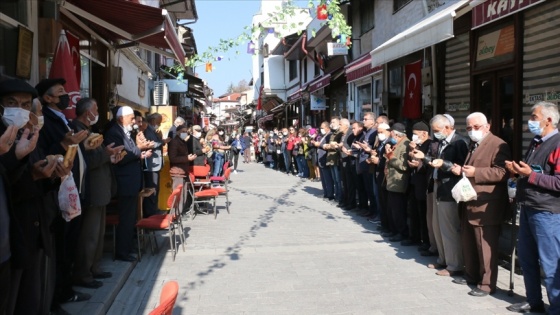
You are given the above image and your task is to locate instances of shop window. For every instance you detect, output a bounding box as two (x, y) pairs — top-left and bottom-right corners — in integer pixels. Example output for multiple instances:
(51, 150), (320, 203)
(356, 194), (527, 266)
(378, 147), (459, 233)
(358, 84), (372, 113)
(389, 67), (402, 97)
(0, 26), (18, 77)
(0, 0), (27, 25)
(475, 23), (515, 70)
(373, 78), (382, 103)
(394, 0), (413, 13)
(360, 0), (374, 35)
(289, 60), (297, 81)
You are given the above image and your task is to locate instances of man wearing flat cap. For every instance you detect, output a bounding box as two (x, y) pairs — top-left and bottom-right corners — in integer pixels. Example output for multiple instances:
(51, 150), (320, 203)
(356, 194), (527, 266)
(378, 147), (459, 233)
(405, 121), (433, 249)
(383, 122), (411, 242)
(104, 106), (149, 262)
(36, 77), (92, 307)
(0, 78), (40, 314)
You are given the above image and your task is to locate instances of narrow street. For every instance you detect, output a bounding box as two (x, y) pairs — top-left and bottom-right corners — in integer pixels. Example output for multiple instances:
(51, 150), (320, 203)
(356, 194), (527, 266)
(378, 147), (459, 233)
(106, 162), (536, 315)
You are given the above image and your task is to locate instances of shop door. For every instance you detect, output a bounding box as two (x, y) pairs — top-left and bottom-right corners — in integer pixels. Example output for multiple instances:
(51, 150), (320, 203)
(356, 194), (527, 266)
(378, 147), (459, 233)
(474, 70), (514, 153)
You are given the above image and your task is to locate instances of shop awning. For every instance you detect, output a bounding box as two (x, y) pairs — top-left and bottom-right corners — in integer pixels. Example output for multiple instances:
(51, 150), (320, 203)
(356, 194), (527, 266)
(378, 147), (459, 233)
(308, 74), (331, 93)
(369, 0), (469, 68)
(261, 94), (283, 112)
(62, 0), (185, 67)
(345, 53), (383, 83)
(287, 87), (304, 102)
(257, 114), (274, 127)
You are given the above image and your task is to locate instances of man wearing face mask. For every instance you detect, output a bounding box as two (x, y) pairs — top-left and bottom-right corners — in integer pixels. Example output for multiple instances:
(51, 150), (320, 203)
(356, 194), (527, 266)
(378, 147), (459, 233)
(36, 78), (92, 307)
(411, 114), (468, 278)
(505, 102), (560, 314)
(186, 125), (209, 166)
(104, 106), (150, 262)
(312, 122), (334, 200)
(326, 118), (342, 203)
(369, 123), (391, 231)
(443, 112), (510, 297)
(405, 122), (432, 249)
(142, 113), (170, 218)
(71, 98), (123, 290)
(352, 112), (378, 218)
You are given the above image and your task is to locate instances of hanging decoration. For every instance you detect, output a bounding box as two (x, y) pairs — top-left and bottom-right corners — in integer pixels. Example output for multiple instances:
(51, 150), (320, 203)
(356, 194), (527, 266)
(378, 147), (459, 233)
(205, 62), (213, 72)
(247, 41), (255, 54)
(317, 3), (328, 20)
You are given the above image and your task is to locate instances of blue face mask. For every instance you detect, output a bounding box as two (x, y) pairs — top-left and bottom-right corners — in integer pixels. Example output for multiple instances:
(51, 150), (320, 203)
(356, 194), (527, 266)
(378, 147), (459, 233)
(389, 138), (397, 145)
(528, 120), (543, 136)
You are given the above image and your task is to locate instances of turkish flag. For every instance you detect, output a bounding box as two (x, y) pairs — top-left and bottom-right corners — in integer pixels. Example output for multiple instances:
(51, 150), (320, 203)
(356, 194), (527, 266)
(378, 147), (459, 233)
(49, 30), (81, 119)
(66, 31), (81, 87)
(402, 60), (422, 119)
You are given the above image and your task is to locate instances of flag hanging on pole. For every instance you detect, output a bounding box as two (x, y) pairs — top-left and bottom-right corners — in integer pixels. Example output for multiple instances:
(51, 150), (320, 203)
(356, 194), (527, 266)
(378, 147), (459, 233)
(49, 30), (81, 119)
(66, 31), (81, 88)
(402, 60), (422, 120)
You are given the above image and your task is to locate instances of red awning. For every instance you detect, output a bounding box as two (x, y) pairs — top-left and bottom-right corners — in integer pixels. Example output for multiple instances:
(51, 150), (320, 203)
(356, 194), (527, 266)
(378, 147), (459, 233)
(345, 53), (382, 83)
(308, 74), (331, 93)
(62, 0), (185, 67)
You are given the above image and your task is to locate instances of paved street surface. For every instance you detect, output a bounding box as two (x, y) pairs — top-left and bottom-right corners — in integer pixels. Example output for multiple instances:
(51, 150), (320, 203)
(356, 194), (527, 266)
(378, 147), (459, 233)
(103, 162), (544, 315)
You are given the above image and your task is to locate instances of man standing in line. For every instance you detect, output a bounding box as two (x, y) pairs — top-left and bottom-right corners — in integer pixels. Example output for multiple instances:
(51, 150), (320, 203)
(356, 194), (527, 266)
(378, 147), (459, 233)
(412, 114), (468, 277)
(450, 112), (510, 297)
(104, 106), (151, 262)
(243, 131), (252, 163)
(143, 113), (169, 218)
(506, 102), (560, 314)
(383, 123), (410, 242)
(353, 112), (378, 217)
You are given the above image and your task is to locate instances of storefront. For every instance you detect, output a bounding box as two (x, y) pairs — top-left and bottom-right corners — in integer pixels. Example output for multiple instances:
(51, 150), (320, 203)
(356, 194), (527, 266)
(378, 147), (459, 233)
(345, 53), (383, 121)
(469, 0), (553, 160)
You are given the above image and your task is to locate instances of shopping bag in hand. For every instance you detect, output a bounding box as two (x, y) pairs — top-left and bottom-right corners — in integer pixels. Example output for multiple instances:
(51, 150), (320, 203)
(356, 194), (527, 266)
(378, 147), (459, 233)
(451, 172), (477, 203)
(58, 171), (82, 222)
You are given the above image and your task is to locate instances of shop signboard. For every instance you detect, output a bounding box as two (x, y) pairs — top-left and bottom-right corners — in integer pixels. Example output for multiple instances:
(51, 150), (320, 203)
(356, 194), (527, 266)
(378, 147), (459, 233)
(476, 25), (514, 62)
(472, 0), (545, 29)
(310, 94), (327, 110)
(327, 42), (348, 56)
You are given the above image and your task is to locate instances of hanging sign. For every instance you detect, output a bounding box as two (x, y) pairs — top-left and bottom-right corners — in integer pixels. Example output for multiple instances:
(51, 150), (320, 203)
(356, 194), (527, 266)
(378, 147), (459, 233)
(327, 42), (348, 56)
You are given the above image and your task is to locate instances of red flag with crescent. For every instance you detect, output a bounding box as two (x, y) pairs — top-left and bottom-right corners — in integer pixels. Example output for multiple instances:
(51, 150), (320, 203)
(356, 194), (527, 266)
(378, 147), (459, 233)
(256, 85), (264, 111)
(66, 31), (81, 87)
(49, 30), (81, 119)
(402, 60), (422, 119)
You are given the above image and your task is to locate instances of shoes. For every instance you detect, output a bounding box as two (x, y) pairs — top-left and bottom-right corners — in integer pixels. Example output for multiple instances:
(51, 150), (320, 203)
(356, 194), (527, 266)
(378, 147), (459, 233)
(418, 243), (430, 251)
(452, 278), (476, 285)
(468, 288), (490, 297)
(233, 170), (238, 174)
(366, 218), (378, 224)
(358, 211), (373, 217)
(436, 269), (462, 277)
(389, 235), (404, 242)
(93, 271), (112, 279)
(427, 263), (446, 269)
(63, 292), (91, 303)
(74, 280), (103, 289)
(400, 239), (419, 246)
(420, 250), (438, 257)
(116, 254), (137, 262)
(337, 203), (347, 208)
(381, 231), (396, 237)
(506, 302), (546, 313)
(343, 204), (357, 210)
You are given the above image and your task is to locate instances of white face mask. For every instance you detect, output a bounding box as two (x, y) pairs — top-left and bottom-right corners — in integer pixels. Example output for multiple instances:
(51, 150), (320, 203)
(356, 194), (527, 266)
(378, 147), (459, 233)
(193, 131), (201, 138)
(412, 134), (421, 144)
(282, 131), (288, 136)
(468, 130), (484, 143)
(320, 128), (326, 135)
(125, 124), (133, 132)
(2, 107), (30, 129)
(180, 132), (188, 140)
(378, 133), (387, 141)
(434, 132), (446, 140)
(133, 124), (139, 130)
(87, 111), (99, 125)
(218, 131), (224, 136)
(36, 115), (44, 131)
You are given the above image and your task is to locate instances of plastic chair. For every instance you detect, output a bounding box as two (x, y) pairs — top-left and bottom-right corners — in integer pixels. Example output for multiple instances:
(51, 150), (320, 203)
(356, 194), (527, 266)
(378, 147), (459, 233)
(209, 167), (232, 215)
(148, 281), (179, 315)
(187, 173), (218, 218)
(135, 187), (182, 261)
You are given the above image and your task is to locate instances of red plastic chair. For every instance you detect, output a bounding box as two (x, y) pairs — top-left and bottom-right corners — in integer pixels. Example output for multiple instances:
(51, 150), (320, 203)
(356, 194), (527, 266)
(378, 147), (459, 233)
(148, 281), (179, 315)
(187, 173), (218, 218)
(209, 167), (232, 215)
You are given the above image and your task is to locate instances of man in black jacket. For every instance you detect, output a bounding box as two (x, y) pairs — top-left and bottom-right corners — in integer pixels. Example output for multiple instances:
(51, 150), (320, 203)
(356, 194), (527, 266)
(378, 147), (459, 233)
(413, 114), (469, 277)
(104, 106), (151, 262)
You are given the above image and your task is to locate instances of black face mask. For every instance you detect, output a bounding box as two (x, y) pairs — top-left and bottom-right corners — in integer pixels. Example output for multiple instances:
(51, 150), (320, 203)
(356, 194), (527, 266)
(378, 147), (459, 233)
(55, 94), (70, 111)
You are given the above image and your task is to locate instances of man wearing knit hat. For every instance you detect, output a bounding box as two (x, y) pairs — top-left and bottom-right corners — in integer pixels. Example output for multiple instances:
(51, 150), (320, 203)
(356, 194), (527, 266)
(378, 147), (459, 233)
(104, 106), (150, 262)
(405, 121), (433, 250)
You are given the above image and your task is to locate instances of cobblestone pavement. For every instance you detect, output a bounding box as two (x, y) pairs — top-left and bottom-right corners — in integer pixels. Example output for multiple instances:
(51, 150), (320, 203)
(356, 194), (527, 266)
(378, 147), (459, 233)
(107, 162), (546, 315)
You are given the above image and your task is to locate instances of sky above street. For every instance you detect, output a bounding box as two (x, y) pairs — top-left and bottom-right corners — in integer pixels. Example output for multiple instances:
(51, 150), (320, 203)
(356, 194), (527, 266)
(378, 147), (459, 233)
(190, 0), (310, 97)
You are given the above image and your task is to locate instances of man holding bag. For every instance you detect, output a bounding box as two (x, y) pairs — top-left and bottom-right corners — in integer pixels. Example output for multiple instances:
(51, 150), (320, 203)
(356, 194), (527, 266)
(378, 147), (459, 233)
(449, 112), (510, 297)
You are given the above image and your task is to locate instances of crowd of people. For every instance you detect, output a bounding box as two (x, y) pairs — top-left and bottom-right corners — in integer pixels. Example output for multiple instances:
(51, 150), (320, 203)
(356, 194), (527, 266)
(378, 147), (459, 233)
(1, 74), (559, 314)
(253, 104), (560, 314)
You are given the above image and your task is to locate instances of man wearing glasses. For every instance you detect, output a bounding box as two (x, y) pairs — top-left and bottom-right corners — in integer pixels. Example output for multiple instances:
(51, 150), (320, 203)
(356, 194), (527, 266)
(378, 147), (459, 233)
(352, 112), (378, 218)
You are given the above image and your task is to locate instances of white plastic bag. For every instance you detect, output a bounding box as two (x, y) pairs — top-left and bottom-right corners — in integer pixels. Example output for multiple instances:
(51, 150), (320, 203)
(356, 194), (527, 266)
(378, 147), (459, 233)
(58, 172), (82, 222)
(451, 172), (477, 203)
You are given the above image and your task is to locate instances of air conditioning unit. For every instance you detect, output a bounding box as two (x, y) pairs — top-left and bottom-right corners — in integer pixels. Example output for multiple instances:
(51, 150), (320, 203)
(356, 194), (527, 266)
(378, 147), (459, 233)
(153, 81), (169, 105)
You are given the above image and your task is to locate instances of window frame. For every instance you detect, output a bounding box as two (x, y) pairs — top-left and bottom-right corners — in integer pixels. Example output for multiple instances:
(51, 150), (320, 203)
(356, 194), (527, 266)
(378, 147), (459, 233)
(359, 0), (375, 35)
(393, 0), (413, 13)
(288, 59), (297, 81)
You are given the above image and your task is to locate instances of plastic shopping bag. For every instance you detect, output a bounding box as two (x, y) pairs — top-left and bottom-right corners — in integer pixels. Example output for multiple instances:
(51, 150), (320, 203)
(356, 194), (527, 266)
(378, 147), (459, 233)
(58, 172), (82, 222)
(451, 172), (477, 203)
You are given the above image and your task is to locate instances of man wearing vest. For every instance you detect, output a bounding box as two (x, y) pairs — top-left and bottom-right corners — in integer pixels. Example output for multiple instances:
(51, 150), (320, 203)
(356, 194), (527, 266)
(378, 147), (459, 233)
(506, 101), (560, 314)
